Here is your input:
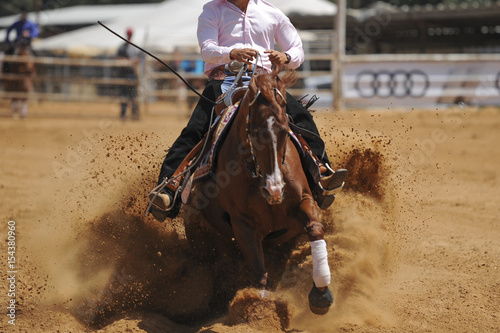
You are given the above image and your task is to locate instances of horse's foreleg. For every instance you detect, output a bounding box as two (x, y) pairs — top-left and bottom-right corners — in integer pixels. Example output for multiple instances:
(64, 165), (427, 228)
(11, 99), (19, 116)
(304, 203), (334, 314)
(20, 100), (28, 118)
(306, 222), (331, 289)
(301, 197), (331, 288)
(232, 218), (268, 288)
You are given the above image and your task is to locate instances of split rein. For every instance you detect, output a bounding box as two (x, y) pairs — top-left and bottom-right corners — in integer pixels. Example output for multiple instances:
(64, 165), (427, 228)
(98, 22), (323, 212)
(99, 21), (286, 108)
(99, 22), (252, 216)
(99, 21), (214, 105)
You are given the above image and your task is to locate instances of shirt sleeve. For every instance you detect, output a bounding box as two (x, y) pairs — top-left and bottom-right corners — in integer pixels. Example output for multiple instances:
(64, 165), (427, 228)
(28, 21), (39, 38)
(274, 13), (304, 69)
(5, 22), (17, 44)
(197, 5), (232, 65)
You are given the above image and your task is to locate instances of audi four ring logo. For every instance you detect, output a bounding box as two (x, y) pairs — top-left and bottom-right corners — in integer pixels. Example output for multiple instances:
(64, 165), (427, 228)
(354, 70), (430, 98)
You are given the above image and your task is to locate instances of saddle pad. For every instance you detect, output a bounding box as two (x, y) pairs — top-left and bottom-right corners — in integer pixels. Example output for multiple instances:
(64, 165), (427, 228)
(192, 104), (307, 182)
(288, 129), (305, 156)
(192, 102), (241, 182)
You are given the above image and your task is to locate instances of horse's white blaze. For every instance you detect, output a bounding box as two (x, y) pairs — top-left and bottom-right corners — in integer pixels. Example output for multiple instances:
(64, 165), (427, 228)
(310, 239), (331, 287)
(265, 116), (284, 199)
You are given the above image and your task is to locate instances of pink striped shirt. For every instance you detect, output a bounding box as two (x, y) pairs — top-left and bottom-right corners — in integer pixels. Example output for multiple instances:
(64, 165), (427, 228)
(198, 0), (304, 77)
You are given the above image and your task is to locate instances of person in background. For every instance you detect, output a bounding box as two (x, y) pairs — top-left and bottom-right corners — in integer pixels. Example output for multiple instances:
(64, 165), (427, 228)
(116, 27), (139, 120)
(3, 9), (37, 118)
(5, 9), (39, 55)
(3, 9), (38, 75)
(179, 58), (206, 111)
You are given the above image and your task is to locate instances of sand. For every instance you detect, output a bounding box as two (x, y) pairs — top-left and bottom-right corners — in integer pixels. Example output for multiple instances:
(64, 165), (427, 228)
(0, 101), (499, 332)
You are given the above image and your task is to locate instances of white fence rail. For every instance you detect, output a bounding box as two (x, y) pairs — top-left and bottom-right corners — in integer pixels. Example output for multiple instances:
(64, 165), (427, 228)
(1, 53), (499, 111)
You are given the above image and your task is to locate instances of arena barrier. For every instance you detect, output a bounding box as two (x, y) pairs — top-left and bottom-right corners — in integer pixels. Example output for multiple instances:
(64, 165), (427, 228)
(304, 54), (500, 108)
(1, 53), (499, 111)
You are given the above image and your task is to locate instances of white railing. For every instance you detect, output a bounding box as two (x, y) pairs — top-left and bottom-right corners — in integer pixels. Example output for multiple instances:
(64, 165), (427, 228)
(1, 53), (499, 112)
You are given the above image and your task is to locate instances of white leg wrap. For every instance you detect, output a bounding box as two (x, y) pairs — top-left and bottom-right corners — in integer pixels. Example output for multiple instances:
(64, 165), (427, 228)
(21, 101), (28, 118)
(311, 239), (331, 288)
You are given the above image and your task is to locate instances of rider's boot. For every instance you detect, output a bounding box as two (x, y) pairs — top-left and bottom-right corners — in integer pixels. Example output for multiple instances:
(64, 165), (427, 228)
(148, 185), (179, 222)
(149, 189), (173, 211)
(315, 163), (348, 210)
(147, 134), (211, 222)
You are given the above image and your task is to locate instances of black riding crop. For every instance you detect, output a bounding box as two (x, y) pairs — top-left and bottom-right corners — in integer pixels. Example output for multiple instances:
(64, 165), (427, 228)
(98, 21), (215, 105)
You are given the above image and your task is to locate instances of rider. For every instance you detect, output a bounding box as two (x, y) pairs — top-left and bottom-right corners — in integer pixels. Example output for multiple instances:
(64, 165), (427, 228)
(4, 9), (39, 54)
(148, 0), (347, 221)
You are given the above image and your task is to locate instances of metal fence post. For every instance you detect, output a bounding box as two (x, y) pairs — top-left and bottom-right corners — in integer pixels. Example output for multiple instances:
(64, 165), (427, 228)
(333, 0), (346, 111)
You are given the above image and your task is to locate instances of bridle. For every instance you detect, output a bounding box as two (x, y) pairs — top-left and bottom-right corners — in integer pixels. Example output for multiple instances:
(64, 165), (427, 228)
(244, 75), (288, 179)
(248, 86), (286, 107)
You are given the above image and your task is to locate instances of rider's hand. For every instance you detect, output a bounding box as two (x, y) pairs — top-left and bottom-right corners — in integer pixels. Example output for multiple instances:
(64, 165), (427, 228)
(264, 50), (289, 67)
(229, 48), (259, 65)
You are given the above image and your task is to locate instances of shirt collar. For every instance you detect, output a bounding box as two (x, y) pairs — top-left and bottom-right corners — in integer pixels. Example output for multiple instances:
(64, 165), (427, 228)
(219, 0), (257, 5)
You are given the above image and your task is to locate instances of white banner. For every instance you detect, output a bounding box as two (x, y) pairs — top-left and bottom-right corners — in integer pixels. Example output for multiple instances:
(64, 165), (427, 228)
(343, 61), (500, 107)
(304, 60), (500, 108)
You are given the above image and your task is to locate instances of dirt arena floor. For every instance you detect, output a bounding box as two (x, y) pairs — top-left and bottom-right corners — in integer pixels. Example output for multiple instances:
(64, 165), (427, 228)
(0, 100), (499, 332)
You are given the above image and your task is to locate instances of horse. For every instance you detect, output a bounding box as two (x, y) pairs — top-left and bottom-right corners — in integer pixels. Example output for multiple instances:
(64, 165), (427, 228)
(186, 65), (334, 314)
(3, 41), (35, 118)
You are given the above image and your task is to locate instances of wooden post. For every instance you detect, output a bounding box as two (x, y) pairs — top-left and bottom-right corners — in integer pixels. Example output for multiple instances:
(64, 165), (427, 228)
(34, 0), (41, 26)
(333, 0), (346, 111)
(135, 61), (143, 117)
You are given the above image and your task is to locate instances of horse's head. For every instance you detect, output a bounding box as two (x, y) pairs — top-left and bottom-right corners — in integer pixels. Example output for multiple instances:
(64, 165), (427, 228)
(245, 66), (297, 205)
(14, 38), (31, 56)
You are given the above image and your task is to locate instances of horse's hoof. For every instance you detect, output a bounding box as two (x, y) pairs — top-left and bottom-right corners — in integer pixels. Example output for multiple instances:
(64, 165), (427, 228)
(308, 284), (333, 315)
(258, 289), (270, 299)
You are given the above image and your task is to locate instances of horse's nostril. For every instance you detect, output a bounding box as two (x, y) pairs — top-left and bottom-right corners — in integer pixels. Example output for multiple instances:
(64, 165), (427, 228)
(261, 185), (283, 204)
(261, 186), (271, 197)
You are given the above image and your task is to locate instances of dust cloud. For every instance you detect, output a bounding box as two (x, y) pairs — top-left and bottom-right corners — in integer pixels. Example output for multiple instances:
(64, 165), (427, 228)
(2, 105), (498, 332)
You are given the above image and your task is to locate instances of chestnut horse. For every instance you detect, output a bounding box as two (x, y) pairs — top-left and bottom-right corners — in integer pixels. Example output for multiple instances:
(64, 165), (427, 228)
(3, 42), (34, 118)
(187, 65), (334, 314)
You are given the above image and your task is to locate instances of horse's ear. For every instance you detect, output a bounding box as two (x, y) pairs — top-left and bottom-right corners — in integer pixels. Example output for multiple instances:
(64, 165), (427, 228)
(281, 67), (298, 89)
(271, 64), (282, 77)
(247, 72), (259, 100)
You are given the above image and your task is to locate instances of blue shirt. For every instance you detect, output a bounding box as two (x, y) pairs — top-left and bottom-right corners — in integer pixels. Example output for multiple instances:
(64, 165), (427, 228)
(5, 20), (39, 44)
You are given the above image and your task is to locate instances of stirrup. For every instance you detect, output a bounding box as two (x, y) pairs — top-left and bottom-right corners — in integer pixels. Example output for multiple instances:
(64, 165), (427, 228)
(148, 191), (173, 212)
(315, 168), (347, 210)
(318, 167), (348, 196)
(146, 179), (183, 220)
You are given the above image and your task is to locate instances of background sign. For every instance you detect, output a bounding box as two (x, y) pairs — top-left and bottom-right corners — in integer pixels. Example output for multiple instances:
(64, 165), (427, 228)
(344, 61), (500, 107)
(305, 60), (500, 108)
